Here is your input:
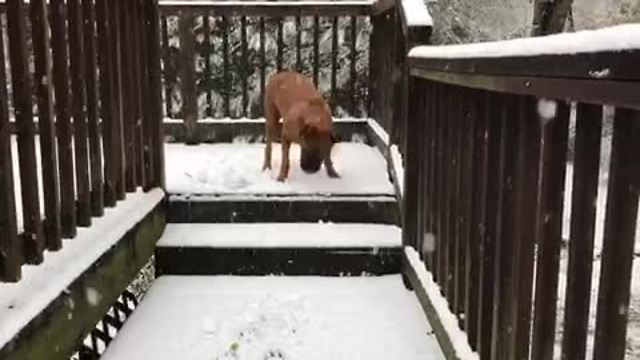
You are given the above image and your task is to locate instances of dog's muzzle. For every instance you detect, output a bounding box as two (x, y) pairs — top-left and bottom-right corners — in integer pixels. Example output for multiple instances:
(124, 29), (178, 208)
(300, 148), (322, 173)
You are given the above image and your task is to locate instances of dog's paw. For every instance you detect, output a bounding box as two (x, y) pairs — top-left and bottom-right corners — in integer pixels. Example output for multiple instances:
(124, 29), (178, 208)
(327, 169), (340, 179)
(276, 175), (286, 182)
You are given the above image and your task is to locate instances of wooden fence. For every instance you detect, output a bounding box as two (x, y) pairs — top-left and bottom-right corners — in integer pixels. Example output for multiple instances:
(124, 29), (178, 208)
(404, 34), (640, 359)
(159, 1), (371, 124)
(0, 0), (164, 283)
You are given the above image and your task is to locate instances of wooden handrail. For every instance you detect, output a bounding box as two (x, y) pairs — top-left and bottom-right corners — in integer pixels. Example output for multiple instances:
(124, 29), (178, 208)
(404, 23), (640, 360)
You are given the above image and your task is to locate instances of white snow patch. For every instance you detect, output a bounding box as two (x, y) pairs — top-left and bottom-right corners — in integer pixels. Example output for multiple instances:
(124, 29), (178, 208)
(86, 288), (101, 307)
(401, 0), (434, 27)
(367, 118), (390, 145)
(157, 223), (402, 248)
(409, 24), (640, 59)
(390, 145), (405, 195)
(101, 275), (444, 360)
(165, 142), (394, 195)
(589, 68), (611, 79)
(423, 233), (436, 254)
(0, 188), (164, 349)
(405, 247), (480, 360)
(537, 98), (558, 122)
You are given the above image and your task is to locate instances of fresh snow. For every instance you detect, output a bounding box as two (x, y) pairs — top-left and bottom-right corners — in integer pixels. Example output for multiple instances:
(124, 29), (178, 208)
(367, 118), (390, 145)
(405, 247), (480, 360)
(157, 223), (402, 248)
(165, 142), (394, 195)
(401, 0), (434, 27)
(101, 275), (445, 360)
(408, 24), (640, 60)
(0, 188), (164, 349)
(390, 144), (405, 195)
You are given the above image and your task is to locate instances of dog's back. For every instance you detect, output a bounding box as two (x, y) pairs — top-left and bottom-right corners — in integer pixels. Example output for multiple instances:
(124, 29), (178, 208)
(264, 71), (319, 115)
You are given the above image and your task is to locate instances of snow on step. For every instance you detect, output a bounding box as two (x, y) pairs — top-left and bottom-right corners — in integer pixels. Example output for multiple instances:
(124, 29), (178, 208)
(165, 142), (394, 195)
(101, 275), (444, 360)
(157, 223), (402, 248)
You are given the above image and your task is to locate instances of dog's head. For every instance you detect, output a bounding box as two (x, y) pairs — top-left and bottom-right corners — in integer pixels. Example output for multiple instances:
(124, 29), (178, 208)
(298, 98), (337, 173)
(299, 126), (337, 173)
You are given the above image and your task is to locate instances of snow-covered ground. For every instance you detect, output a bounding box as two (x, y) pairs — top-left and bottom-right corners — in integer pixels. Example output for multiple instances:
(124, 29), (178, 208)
(158, 223), (402, 248)
(101, 275), (444, 360)
(164, 142), (394, 195)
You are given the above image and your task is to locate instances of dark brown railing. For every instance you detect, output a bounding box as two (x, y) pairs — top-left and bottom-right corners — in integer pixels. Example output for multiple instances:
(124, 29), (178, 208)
(404, 32), (640, 360)
(156, 0), (430, 144)
(0, 0), (164, 283)
(159, 2), (370, 122)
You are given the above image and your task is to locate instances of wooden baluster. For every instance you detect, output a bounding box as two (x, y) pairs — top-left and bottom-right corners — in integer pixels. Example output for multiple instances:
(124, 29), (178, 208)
(31, 0), (63, 247)
(68, 0), (92, 224)
(82, 0), (104, 217)
(0, 12), (21, 281)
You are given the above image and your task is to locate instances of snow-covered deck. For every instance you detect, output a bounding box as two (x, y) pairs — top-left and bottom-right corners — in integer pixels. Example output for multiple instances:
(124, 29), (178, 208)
(164, 142), (394, 196)
(101, 275), (444, 360)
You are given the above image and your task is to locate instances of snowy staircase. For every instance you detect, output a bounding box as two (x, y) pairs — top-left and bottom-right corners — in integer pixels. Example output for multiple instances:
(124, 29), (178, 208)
(100, 127), (448, 360)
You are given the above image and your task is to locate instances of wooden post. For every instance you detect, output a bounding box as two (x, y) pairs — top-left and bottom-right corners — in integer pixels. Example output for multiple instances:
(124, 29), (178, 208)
(349, 16), (358, 116)
(179, 11), (198, 143)
(108, 0), (126, 200)
(313, 15), (319, 87)
(593, 109), (640, 360)
(132, 0), (146, 188)
(330, 16), (338, 114)
(121, 0), (138, 193)
(202, 13), (213, 117)
(0, 12), (21, 281)
(68, 0), (92, 226)
(147, 0), (166, 188)
(30, 0), (63, 249)
(141, 0), (155, 191)
(561, 104), (603, 360)
(241, 16), (249, 117)
(531, 101), (570, 360)
(7, 0), (45, 262)
(96, 0), (116, 207)
(51, 0), (77, 237)
(82, 0), (105, 217)
(222, 16), (231, 118)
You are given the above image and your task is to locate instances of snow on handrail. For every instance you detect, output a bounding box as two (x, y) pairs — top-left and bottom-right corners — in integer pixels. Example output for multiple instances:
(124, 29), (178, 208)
(400, 0), (433, 27)
(408, 24), (640, 59)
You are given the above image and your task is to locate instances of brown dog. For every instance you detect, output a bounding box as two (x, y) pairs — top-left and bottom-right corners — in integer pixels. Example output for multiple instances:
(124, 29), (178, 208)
(263, 71), (339, 182)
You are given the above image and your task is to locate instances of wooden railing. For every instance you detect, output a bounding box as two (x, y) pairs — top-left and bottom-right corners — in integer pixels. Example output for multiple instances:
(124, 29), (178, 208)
(157, 0), (430, 144)
(0, 0), (164, 283)
(404, 26), (640, 360)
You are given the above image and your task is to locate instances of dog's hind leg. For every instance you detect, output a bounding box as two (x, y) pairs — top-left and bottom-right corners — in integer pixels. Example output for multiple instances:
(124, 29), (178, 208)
(263, 104), (280, 171)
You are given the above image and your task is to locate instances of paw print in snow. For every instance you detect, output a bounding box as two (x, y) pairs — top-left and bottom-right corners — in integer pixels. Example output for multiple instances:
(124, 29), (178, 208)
(264, 349), (285, 360)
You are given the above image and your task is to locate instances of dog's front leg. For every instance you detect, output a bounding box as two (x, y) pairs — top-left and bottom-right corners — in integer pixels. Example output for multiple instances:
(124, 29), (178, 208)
(324, 157), (340, 178)
(277, 140), (291, 182)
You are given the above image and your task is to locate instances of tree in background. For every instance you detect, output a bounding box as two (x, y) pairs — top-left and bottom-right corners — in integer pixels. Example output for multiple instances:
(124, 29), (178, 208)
(531, 0), (574, 35)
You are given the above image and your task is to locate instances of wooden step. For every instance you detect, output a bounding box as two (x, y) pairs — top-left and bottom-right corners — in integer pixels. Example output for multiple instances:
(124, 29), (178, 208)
(167, 194), (399, 224)
(156, 223), (403, 276)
